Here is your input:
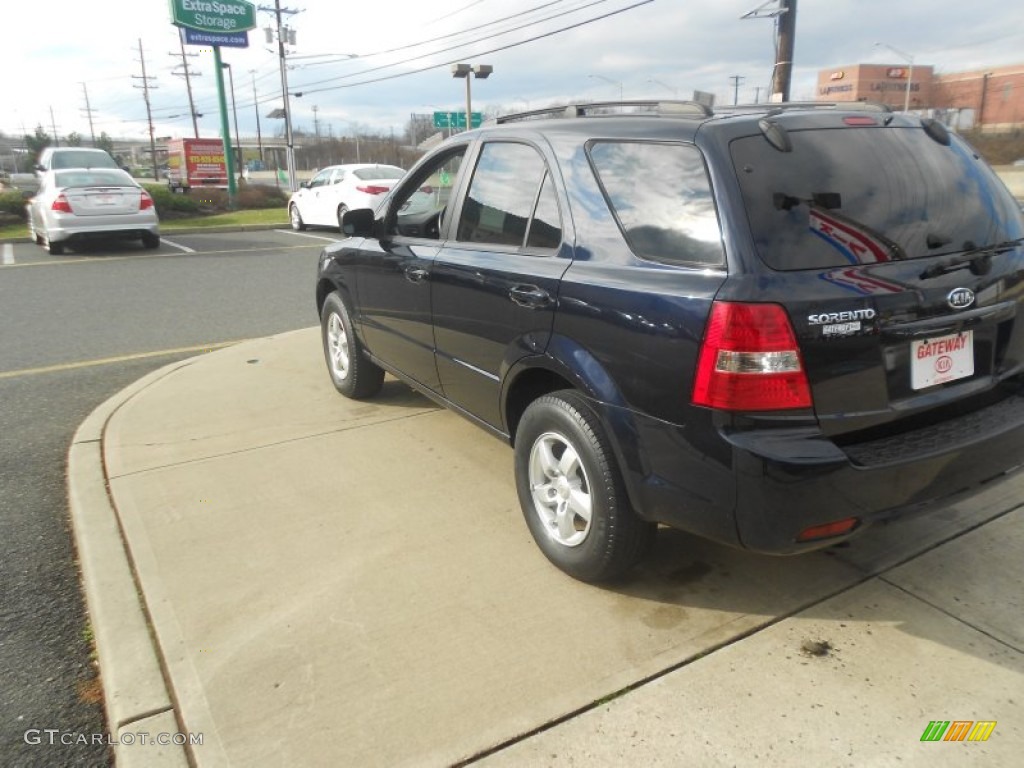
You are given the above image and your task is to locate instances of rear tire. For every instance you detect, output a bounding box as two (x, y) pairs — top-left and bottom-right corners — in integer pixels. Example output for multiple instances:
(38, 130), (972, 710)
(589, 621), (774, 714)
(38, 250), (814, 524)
(47, 239), (65, 256)
(514, 390), (656, 583)
(142, 232), (160, 249)
(320, 292), (384, 399)
(289, 203), (306, 231)
(336, 204), (348, 233)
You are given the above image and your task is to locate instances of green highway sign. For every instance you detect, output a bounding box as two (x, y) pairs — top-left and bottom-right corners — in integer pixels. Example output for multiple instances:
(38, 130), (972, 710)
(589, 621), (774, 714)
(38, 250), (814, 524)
(433, 111), (483, 129)
(170, 0), (257, 33)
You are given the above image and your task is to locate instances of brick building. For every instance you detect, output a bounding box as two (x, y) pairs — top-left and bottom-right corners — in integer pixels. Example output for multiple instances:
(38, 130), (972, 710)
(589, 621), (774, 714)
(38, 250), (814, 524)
(816, 62), (1024, 133)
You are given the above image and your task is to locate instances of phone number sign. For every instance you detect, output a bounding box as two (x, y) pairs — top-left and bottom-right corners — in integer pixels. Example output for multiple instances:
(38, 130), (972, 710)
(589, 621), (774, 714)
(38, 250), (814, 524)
(170, 0), (256, 33)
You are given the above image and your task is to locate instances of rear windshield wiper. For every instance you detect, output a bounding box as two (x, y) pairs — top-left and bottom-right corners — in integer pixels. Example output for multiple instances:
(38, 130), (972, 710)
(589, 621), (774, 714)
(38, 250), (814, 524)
(919, 237), (1024, 280)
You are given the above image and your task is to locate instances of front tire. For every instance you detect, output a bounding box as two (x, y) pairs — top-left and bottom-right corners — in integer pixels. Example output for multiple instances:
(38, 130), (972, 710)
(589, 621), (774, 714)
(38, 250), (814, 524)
(320, 292), (384, 399)
(514, 391), (655, 583)
(289, 203), (306, 231)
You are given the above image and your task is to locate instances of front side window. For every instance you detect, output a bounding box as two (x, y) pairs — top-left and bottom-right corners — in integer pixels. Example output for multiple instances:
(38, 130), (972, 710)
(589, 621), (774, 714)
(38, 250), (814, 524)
(386, 147), (466, 239)
(456, 142), (560, 249)
(589, 141), (724, 267)
(308, 169), (332, 189)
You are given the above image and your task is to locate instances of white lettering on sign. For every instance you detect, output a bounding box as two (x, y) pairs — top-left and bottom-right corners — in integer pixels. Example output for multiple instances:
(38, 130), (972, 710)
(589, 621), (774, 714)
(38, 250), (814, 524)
(182, 1), (249, 14)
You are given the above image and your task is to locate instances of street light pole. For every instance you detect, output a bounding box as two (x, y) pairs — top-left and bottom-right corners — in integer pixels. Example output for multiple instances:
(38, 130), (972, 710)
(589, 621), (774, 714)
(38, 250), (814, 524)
(589, 74), (623, 100)
(222, 63), (242, 181)
(875, 42), (915, 113)
(451, 64), (492, 131)
(250, 70), (264, 165)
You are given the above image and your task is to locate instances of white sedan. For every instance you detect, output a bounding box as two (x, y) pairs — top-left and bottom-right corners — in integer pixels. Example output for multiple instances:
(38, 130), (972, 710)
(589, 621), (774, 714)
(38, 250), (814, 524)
(288, 164), (405, 232)
(27, 168), (160, 255)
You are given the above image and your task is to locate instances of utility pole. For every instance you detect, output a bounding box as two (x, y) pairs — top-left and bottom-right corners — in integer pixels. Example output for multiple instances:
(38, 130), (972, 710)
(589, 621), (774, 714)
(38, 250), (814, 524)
(771, 0), (797, 101)
(259, 0), (299, 191)
(132, 38), (159, 181)
(730, 75), (745, 105)
(753, 86), (763, 103)
(80, 83), (98, 145)
(49, 107), (60, 147)
(312, 105), (320, 140)
(250, 70), (264, 164)
(222, 63), (242, 181)
(170, 31), (202, 138)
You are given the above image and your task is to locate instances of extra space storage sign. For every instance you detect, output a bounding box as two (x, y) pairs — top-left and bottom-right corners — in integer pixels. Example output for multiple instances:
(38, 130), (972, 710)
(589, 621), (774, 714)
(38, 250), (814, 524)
(169, 0), (256, 32)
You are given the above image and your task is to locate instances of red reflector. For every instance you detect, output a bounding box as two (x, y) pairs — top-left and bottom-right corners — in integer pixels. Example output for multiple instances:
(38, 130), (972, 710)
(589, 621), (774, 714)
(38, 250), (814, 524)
(357, 185), (390, 195)
(843, 116), (877, 126)
(140, 190), (154, 210)
(692, 302), (812, 411)
(797, 518), (859, 542)
(51, 194), (73, 213)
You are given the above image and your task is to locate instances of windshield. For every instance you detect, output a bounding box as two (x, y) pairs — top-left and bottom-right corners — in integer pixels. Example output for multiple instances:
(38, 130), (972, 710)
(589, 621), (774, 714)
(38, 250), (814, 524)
(50, 151), (119, 170)
(354, 166), (404, 181)
(730, 127), (1024, 271)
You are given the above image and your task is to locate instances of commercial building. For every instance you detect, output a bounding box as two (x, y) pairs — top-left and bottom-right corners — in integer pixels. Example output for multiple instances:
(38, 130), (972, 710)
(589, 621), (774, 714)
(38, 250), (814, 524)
(816, 63), (1024, 132)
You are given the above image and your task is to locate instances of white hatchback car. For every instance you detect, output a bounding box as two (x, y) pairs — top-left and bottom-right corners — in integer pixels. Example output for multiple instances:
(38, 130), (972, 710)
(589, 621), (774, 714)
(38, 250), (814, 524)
(288, 163), (405, 232)
(27, 168), (160, 255)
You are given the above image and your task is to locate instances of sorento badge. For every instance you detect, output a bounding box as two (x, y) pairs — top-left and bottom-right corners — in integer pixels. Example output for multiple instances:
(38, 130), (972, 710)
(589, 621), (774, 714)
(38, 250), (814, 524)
(947, 288), (975, 310)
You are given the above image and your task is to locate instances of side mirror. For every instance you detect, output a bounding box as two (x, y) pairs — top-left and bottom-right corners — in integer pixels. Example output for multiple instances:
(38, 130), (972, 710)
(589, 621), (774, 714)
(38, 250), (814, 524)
(341, 207), (377, 238)
(299, 180), (310, 189)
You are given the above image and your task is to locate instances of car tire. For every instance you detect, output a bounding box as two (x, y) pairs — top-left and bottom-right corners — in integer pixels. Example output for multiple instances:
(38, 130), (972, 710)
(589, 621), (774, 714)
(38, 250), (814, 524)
(142, 232), (160, 249)
(289, 203), (306, 231)
(514, 390), (656, 582)
(336, 204), (348, 233)
(320, 291), (384, 399)
(47, 238), (65, 256)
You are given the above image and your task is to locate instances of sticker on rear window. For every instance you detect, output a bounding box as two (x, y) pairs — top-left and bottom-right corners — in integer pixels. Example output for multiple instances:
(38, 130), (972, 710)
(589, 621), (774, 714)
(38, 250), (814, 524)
(809, 206), (905, 264)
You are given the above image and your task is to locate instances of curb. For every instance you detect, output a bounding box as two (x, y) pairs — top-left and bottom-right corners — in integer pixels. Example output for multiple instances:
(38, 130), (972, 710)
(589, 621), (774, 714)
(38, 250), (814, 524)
(67, 358), (202, 768)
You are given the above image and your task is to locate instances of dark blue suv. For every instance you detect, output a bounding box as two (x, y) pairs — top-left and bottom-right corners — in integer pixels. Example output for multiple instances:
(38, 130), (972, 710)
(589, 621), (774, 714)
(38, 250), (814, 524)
(315, 100), (1024, 582)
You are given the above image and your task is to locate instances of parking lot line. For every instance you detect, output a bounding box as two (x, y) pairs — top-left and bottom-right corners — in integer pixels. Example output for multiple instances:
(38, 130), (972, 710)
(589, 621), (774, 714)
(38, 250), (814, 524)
(0, 340), (249, 380)
(274, 229), (341, 242)
(161, 238), (196, 253)
(2, 243), (12, 265)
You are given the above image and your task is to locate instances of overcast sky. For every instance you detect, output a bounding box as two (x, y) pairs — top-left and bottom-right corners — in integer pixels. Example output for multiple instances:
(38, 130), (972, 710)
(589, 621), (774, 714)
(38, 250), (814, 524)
(2, 0), (1022, 144)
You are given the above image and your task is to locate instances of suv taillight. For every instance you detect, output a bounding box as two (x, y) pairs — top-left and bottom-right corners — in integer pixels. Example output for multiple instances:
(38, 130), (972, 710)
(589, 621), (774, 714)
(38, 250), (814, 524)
(140, 190), (154, 210)
(51, 194), (73, 213)
(692, 301), (812, 411)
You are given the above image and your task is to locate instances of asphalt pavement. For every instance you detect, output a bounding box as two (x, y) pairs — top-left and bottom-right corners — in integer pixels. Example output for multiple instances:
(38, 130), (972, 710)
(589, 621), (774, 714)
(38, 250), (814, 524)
(66, 326), (1023, 767)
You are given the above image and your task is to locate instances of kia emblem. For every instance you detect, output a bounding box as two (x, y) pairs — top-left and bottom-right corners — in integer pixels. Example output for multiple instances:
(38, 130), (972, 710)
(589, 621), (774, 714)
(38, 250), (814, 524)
(947, 287), (975, 310)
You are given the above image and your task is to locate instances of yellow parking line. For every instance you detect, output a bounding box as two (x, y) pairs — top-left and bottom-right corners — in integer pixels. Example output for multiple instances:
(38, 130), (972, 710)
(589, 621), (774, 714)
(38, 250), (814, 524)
(0, 340), (249, 380)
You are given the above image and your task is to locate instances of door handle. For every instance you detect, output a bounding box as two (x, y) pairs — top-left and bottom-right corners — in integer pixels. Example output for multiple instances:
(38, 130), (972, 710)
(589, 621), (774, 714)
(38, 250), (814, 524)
(405, 266), (429, 283)
(509, 285), (552, 309)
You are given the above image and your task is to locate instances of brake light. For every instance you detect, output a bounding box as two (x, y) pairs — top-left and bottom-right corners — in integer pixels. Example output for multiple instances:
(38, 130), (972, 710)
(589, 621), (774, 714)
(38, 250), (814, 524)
(51, 194), (73, 213)
(797, 517), (859, 542)
(356, 185), (390, 195)
(692, 301), (812, 411)
(140, 190), (154, 210)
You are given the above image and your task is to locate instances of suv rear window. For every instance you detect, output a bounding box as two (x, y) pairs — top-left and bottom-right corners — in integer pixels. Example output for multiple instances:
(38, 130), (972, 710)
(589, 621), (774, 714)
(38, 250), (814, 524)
(588, 141), (724, 267)
(731, 127), (1024, 271)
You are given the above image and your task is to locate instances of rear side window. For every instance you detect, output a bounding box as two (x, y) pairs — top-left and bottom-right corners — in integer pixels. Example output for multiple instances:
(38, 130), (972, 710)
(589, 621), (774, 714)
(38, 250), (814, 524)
(457, 142), (562, 250)
(588, 141), (724, 267)
(731, 127), (1024, 270)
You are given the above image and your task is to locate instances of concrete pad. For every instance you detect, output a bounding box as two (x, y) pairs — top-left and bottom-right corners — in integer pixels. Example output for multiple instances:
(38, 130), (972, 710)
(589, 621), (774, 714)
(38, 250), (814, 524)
(103, 331), (872, 766)
(827, 470), (1024, 574)
(885, 507), (1024, 650)
(481, 579), (1024, 766)
(105, 327), (439, 478)
(115, 710), (191, 768)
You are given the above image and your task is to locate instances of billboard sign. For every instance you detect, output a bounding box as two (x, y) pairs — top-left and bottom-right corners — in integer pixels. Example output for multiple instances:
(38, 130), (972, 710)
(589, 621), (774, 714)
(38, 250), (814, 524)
(169, 0), (256, 33)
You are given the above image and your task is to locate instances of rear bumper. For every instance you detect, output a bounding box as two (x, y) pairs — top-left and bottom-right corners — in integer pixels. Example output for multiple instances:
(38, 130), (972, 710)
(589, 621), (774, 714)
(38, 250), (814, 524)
(49, 218), (159, 243)
(604, 388), (1024, 555)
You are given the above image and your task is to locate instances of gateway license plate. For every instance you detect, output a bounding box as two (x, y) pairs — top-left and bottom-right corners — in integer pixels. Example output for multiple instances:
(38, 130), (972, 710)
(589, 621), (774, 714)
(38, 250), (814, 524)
(911, 330), (974, 390)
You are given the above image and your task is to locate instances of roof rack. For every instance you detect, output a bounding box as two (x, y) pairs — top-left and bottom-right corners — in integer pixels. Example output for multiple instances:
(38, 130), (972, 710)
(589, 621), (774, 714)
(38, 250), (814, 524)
(718, 100), (893, 115)
(495, 100), (714, 124)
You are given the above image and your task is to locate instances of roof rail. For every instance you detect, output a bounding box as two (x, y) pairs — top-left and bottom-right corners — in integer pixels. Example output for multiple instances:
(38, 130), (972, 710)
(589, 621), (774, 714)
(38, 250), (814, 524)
(719, 100), (893, 114)
(495, 100), (713, 124)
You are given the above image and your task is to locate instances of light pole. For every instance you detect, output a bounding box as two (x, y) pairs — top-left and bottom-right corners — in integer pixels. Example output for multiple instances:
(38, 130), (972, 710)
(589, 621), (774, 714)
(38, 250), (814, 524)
(589, 74), (623, 100)
(648, 78), (678, 98)
(451, 64), (493, 131)
(249, 69), (264, 165)
(875, 42), (915, 113)
(221, 62), (242, 181)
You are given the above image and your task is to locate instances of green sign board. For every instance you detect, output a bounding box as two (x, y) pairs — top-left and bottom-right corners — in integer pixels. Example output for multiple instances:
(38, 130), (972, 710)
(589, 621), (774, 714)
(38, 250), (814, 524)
(433, 111), (483, 129)
(169, 0), (256, 33)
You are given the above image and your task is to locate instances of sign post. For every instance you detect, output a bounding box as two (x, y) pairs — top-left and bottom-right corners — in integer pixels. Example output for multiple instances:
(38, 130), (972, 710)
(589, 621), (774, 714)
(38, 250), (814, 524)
(170, 0), (256, 205)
